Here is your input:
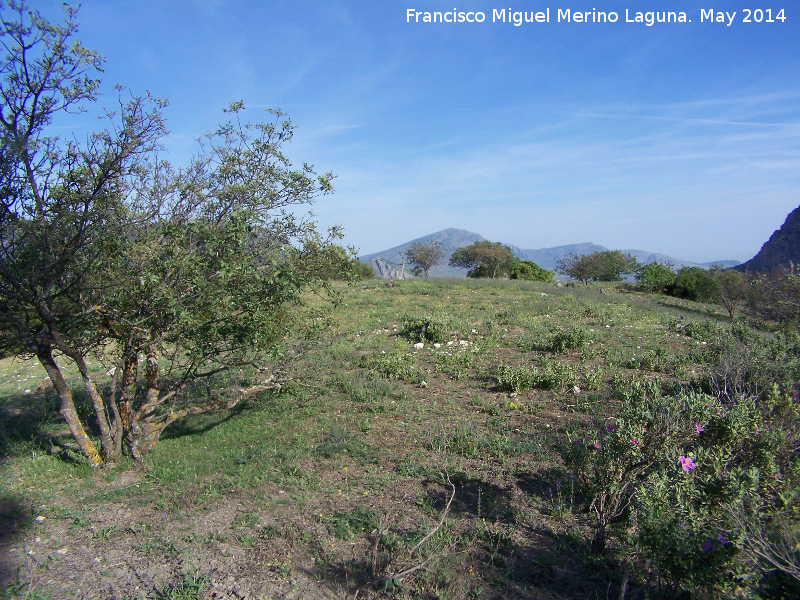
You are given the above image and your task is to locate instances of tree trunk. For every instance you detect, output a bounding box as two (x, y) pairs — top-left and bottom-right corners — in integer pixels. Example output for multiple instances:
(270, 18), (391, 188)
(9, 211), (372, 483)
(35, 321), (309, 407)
(115, 354), (138, 456)
(72, 354), (117, 460)
(36, 344), (103, 467)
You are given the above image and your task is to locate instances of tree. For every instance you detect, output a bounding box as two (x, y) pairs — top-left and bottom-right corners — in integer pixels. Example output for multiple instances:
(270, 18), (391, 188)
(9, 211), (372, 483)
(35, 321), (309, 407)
(558, 251), (638, 285)
(743, 266), (800, 330)
(637, 262), (677, 293)
(508, 258), (553, 282)
(0, 3), (339, 464)
(670, 266), (717, 302)
(449, 241), (514, 279)
(711, 267), (746, 320)
(351, 260), (375, 279)
(404, 240), (444, 277)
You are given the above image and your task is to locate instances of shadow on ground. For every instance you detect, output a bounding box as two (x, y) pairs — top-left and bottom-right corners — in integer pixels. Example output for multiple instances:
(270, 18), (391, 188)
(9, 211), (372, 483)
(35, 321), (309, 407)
(0, 495), (30, 591)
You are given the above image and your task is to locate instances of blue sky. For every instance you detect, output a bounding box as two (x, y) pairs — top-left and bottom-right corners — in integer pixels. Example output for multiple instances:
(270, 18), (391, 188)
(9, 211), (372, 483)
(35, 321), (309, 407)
(31, 0), (800, 262)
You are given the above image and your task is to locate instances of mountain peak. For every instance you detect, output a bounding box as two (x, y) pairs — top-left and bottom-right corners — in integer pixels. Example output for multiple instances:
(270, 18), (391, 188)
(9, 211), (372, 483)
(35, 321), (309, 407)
(736, 205), (800, 273)
(359, 228), (739, 277)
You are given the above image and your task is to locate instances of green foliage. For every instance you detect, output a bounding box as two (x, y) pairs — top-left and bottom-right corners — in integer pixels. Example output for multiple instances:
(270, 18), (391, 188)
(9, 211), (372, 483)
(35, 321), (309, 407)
(352, 260), (376, 279)
(152, 572), (208, 600)
(400, 314), (454, 343)
(434, 349), (475, 380)
(311, 244), (365, 281)
(325, 505), (378, 539)
(632, 389), (800, 596)
(745, 268), (800, 331)
(0, 4), (340, 464)
(711, 267), (746, 319)
(508, 259), (554, 282)
(449, 241), (515, 279)
(564, 379), (800, 595)
(671, 266), (718, 302)
(701, 322), (800, 400)
(557, 251), (639, 285)
(404, 240), (446, 277)
(637, 261), (677, 293)
(497, 360), (579, 392)
(314, 425), (379, 464)
(364, 351), (423, 382)
(497, 364), (540, 393)
(549, 326), (588, 353)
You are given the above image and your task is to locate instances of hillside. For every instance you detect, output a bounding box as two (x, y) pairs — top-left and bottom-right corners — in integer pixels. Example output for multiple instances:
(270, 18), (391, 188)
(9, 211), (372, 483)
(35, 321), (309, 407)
(2, 278), (794, 599)
(360, 228), (487, 277)
(360, 228), (741, 277)
(735, 204), (800, 273)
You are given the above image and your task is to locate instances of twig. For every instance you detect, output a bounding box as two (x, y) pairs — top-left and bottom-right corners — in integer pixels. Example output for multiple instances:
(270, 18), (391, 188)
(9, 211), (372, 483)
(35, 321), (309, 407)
(410, 473), (456, 555)
(354, 473), (457, 597)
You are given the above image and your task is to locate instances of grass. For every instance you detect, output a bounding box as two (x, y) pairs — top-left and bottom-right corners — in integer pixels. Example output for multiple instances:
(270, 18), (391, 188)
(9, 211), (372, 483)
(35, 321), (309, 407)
(0, 278), (745, 599)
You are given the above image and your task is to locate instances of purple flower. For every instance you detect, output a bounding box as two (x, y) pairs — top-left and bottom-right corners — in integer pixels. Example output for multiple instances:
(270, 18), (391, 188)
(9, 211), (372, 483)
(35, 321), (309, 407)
(695, 423), (704, 435)
(679, 456), (696, 472)
(629, 439), (638, 446)
(606, 424), (616, 433)
(717, 533), (730, 545)
(593, 443), (602, 450)
(701, 539), (713, 552)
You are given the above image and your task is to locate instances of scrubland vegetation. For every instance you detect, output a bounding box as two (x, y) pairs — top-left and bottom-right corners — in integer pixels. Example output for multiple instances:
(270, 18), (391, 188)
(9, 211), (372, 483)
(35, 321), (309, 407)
(2, 3), (799, 599)
(2, 277), (799, 599)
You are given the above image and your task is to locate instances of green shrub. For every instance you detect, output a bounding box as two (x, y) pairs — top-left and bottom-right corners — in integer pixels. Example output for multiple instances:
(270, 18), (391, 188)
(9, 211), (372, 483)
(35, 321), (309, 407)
(508, 259), (554, 282)
(637, 261), (677, 293)
(363, 351), (423, 382)
(538, 359), (579, 390)
(497, 364), (539, 393)
(671, 266), (717, 302)
(400, 314), (454, 343)
(549, 326), (589, 353)
(564, 381), (800, 596)
(683, 319), (724, 342)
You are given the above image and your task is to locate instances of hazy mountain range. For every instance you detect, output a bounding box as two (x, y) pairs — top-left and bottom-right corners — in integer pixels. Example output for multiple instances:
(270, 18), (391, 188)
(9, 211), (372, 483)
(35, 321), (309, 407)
(359, 228), (742, 278)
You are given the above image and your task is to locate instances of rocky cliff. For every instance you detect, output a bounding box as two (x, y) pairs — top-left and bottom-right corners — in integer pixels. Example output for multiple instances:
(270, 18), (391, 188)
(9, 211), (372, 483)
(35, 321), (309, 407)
(368, 257), (413, 279)
(736, 205), (800, 273)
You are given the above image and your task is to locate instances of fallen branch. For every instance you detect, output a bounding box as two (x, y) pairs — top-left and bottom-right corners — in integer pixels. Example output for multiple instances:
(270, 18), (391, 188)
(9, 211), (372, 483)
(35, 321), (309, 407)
(354, 473), (456, 598)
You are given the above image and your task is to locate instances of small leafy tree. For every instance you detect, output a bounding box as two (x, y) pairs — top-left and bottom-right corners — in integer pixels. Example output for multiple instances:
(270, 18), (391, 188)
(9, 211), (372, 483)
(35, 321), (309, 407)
(637, 261), (677, 293)
(508, 258), (553, 282)
(0, 3), (339, 464)
(449, 241), (514, 279)
(744, 266), (800, 331)
(404, 240), (444, 277)
(351, 260), (375, 279)
(711, 267), (747, 320)
(671, 266), (718, 302)
(557, 250), (638, 285)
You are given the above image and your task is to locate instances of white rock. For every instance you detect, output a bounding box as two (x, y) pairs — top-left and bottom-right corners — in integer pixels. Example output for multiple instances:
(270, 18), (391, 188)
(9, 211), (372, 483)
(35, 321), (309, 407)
(413, 342), (424, 349)
(433, 343), (441, 349)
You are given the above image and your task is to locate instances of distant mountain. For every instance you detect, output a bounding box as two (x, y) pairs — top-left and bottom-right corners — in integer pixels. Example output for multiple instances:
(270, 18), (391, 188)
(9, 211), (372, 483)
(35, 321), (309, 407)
(700, 260), (742, 269)
(360, 228), (486, 277)
(359, 228), (740, 278)
(735, 205), (800, 273)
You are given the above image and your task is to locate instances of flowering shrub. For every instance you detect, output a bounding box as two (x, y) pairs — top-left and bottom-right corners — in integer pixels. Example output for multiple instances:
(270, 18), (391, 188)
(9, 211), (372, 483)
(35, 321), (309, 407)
(564, 384), (800, 596)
